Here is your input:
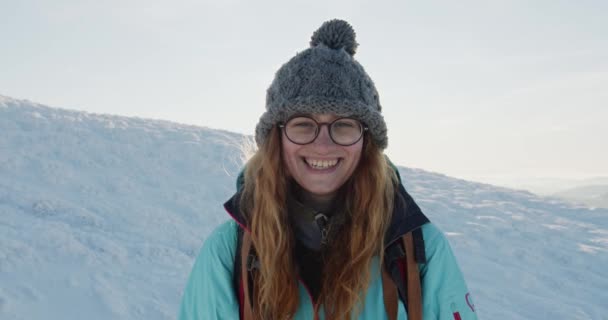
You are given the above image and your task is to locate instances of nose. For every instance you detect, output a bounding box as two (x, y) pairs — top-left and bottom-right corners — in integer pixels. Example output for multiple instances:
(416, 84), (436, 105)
(311, 124), (335, 149)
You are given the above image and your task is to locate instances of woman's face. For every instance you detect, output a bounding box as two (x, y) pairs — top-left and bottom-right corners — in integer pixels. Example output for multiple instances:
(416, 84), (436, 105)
(281, 113), (364, 201)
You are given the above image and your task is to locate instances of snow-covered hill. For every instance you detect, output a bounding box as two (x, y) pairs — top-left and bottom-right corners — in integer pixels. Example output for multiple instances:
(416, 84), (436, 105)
(1, 95), (607, 319)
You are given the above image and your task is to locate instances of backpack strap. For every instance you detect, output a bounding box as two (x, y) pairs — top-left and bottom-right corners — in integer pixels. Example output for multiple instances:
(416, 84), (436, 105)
(412, 228), (426, 263)
(382, 231), (423, 320)
(381, 266), (399, 320)
(240, 232), (255, 320)
(403, 232), (423, 319)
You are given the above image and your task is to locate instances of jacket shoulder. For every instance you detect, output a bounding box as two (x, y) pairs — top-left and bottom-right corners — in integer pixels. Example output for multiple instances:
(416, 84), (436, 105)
(419, 223), (478, 319)
(178, 220), (240, 320)
(419, 223), (443, 246)
(203, 219), (239, 257)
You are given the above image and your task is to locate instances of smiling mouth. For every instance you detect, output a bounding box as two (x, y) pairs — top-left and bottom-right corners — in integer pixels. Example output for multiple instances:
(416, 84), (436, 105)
(304, 158), (341, 170)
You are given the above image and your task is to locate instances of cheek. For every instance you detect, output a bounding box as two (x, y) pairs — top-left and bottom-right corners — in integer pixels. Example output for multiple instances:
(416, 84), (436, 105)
(333, 146), (362, 189)
(281, 140), (297, 176)
(348, 142), (364, 165)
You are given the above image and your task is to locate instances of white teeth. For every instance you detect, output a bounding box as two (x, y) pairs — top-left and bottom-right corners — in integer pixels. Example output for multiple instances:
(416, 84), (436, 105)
(306, 158), (339, 169)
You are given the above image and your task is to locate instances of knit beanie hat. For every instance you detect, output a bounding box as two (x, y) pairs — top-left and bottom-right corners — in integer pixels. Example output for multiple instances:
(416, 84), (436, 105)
(254, 19), (388, 149)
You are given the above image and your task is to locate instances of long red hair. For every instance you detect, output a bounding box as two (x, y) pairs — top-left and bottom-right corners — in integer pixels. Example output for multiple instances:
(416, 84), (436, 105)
(240, 126), (397, 319)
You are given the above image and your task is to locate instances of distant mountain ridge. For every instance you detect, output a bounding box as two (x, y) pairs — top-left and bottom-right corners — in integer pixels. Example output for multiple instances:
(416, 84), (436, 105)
(1, 95), (607, 319)
(553, 184), (608, 209)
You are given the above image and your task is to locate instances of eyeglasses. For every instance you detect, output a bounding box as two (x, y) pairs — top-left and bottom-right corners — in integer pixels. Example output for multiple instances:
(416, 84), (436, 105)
(278, 116), (368, 146)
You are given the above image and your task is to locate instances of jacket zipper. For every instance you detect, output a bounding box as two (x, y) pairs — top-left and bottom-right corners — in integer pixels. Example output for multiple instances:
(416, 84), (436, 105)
(314, 213), (329, 246)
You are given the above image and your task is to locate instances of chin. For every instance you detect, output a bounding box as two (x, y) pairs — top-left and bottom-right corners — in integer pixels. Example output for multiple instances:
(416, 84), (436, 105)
(299, 181), (342, 196)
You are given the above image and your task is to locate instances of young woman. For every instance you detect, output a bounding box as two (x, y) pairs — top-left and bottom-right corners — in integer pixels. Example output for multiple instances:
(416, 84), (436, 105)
(179, 19), (478, 320)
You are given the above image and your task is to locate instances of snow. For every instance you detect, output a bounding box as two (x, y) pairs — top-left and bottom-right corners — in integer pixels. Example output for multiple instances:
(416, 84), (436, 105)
(1, 95), (607, 319)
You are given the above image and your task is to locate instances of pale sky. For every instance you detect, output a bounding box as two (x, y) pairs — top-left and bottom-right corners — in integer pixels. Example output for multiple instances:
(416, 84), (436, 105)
(1, 0), (607, 189)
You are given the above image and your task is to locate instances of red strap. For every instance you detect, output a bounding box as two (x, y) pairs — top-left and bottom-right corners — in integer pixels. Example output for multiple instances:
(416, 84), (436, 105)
(238, 279), (245, 319)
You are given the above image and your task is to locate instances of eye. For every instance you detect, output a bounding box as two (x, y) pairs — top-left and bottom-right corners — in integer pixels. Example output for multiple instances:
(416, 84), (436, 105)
(286, 117), (317, 131)
(334, 119), (358, 129)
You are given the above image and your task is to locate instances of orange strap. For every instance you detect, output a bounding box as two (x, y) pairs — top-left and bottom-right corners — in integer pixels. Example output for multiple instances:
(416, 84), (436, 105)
(382, 232), (423, 320)
(382, 267), (399, 320)
(404, 232), (423, 320)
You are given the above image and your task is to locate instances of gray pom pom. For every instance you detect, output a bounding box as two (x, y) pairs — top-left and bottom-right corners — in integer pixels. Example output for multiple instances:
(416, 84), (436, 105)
(310, 19), (358, 56)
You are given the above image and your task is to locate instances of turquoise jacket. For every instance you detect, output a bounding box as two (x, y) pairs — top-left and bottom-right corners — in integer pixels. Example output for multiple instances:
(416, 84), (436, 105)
(179, 175), (478, 319)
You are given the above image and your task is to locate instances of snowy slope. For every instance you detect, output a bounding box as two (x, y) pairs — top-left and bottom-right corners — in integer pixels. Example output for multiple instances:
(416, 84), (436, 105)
(398, 169), (607, 319)
(1, 95), (607, 319)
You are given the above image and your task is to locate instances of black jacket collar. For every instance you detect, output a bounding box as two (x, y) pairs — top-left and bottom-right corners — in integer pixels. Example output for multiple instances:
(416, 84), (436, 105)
(223, 179), (429, 248)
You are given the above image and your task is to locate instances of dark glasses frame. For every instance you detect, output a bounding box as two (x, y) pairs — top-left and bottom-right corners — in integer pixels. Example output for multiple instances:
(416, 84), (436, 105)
(278, 115), (368, 146)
